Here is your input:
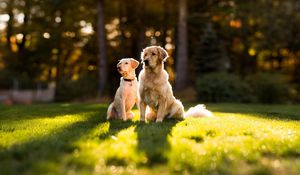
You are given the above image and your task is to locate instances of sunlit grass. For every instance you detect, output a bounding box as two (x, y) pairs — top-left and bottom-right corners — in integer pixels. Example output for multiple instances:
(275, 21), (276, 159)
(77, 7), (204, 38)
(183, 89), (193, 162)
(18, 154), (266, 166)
(0, 114), (93, 148)
(0, 103), (299, 174)
(169, 112), (300, 174)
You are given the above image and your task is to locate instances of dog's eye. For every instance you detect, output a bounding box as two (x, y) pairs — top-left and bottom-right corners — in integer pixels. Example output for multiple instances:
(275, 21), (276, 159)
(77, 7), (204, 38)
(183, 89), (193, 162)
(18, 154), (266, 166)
(125, 62), (128, 64)
(152, 52), (156, 56)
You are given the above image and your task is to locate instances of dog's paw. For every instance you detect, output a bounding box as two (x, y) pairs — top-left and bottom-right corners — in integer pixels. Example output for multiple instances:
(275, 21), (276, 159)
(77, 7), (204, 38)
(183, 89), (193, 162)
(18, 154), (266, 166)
(155, 118), (163, 123)
(139, 115), (145, 121)
(126, 111), (134, 119)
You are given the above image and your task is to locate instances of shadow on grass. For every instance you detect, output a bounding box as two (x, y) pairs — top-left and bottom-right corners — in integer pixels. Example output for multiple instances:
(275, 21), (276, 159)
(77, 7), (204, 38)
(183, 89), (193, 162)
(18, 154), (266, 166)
(0, 105), (107, 175)
(99, 120), (135, 140)
(135, 119), (178, 166)
(100, 118), (178, 166)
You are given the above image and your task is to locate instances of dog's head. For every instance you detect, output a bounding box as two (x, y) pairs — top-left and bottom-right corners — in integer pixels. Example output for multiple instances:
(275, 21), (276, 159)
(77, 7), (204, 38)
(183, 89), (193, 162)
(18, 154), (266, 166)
(141, 46), (168, 69)
(117, 58), (139, 77)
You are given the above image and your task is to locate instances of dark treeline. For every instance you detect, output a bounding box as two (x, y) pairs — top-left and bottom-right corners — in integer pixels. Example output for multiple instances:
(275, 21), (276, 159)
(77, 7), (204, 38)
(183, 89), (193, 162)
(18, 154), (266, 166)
(0, 0), (299, 103)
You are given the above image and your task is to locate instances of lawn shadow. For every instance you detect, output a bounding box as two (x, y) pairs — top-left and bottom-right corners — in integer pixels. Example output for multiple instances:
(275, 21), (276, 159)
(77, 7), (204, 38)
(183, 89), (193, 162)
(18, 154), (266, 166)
(97, 118), (178, 166)
(99, 119), (136, 140)
(134, 119), (178, 166)
(0, 105), (107, 175)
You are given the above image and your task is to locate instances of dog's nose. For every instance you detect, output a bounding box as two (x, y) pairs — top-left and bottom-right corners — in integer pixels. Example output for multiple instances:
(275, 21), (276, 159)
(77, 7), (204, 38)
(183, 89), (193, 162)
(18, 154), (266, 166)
(144, 60), (149, 66)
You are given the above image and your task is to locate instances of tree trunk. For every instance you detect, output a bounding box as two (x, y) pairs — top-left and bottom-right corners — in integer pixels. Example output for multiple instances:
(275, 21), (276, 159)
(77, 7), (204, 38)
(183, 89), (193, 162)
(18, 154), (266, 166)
(17, 0), (30, 54)
(175, 0), (188, 90)
(162, 0), (168, 47)
(136, 0), (145, 73)
(6, 0), (14, 52)
(54, 9), (65, 100)
(97, 0), (107, 96)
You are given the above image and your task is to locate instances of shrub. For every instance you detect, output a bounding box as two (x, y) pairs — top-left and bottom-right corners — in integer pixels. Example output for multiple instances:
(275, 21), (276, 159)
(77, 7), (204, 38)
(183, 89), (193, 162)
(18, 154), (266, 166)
(246, 73), (290, 103)
(195, 73), (252, 102)
(55, 74), (98, 101)
(0, 71), (48, 90)
(0, 70), (13, 89)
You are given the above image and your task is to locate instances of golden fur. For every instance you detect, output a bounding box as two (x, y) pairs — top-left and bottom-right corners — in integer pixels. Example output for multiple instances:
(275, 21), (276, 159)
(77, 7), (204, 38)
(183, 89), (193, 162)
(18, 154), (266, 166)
(138, 46), (213, 122)
(107, 58), (139, 120)
(138, 46), (185, 122)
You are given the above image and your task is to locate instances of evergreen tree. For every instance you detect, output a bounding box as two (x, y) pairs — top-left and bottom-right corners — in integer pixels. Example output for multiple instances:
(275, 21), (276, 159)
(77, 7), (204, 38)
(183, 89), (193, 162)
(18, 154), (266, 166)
(193, 22), (229, 76)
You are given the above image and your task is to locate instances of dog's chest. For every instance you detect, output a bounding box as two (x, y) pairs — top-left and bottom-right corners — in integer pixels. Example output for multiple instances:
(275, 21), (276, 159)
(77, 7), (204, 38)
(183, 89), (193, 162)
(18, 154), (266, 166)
(123, 82), (137, 97)
(141, 87), (160, 108)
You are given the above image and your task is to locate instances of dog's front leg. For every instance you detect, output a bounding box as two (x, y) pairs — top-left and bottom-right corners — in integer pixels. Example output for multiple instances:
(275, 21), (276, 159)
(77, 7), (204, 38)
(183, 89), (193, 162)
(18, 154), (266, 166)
(156, 100), (167, 122)
(135, 97), (140, 112)
(139, 101), (146, 122)
(120, 98), (127, 121)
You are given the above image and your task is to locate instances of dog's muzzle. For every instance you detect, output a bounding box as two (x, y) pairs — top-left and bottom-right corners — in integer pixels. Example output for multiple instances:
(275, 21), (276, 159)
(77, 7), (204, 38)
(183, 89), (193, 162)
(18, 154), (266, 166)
(144, 60), (149, 66)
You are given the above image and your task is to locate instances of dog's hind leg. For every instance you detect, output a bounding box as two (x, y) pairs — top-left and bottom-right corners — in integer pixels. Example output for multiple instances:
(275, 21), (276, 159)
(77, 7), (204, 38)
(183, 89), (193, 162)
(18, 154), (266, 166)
(169, 99), (185, 119)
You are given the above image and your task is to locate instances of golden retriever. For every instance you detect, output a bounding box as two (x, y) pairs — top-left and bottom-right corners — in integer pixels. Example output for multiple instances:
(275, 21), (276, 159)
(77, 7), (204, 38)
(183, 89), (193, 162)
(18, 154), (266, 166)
(138, 46), (213, 122)
(107, 58), (139, 120)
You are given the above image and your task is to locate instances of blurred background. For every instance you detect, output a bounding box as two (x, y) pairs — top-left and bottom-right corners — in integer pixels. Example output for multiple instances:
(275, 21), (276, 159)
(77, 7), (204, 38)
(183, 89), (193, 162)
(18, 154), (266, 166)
(0, 0), (299, 104)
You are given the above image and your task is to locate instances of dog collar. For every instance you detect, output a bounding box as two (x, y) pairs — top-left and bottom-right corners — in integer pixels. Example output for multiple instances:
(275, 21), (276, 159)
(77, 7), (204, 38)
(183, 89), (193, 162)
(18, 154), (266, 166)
(123, 78), (135, 82)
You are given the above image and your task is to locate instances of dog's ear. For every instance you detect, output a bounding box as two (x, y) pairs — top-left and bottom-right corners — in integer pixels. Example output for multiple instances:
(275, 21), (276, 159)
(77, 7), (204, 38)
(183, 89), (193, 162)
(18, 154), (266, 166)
(117, 59), (122, 67)
(157, 46), (168, 62)
(130, 58), (139, 69)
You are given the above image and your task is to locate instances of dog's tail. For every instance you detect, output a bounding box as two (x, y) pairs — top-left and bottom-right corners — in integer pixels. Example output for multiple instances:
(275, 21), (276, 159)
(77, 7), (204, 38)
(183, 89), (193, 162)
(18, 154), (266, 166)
(107, 103), (114, 119)
(184, 104), (213, 118)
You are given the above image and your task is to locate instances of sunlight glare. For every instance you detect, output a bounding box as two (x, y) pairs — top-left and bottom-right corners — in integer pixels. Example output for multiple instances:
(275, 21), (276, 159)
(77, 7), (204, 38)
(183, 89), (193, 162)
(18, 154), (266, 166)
(0, 22), (6, 31)
(248, 48), (256, 56)
(16, 13), (24, 23)
(0, 14), (9, 22)
(16, 33), (24, 42)
(155, 31), (161, 37)
(43, 32), (51, 39)
(81, 23), (94, 35)
(55, 16), (61, 23)
(79, 20), (86, 27)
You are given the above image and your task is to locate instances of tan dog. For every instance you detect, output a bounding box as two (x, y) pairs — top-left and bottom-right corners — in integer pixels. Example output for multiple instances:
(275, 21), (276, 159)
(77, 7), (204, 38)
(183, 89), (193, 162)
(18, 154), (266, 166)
(138, 46), (213, 122)
(107, 58), (139, 120)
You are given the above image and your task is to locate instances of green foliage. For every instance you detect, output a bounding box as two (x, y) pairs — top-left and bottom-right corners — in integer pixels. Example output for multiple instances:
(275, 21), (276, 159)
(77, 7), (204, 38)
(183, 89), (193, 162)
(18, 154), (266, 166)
(195, 72), (293, 104)
(193, 22), (229, 75)
(0, 70), (48, 90)
(0, 70), (13, 89)
(0, 103), (300, 174)
(246, 73), (290, 104)
(195, 73), (252, 102)
(55, 74), (98, 101)
(0, 0), (300, 101)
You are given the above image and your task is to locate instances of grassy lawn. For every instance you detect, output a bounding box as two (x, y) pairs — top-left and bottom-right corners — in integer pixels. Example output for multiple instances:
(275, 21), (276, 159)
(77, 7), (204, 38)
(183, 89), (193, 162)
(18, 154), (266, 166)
(0, 103), (300, 175)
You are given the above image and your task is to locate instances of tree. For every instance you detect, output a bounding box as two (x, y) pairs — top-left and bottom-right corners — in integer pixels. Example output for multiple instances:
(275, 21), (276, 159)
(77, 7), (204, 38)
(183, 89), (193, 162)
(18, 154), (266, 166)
(5, 0), (13, 52)
(193, 22), (229, 75)
(175, 0), (188, 90)
(96, 0), (107, 96)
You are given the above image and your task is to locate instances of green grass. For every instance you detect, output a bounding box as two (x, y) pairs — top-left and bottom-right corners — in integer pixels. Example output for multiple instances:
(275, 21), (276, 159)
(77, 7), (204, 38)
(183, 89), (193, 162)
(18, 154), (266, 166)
(0, 103), (300, 175)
